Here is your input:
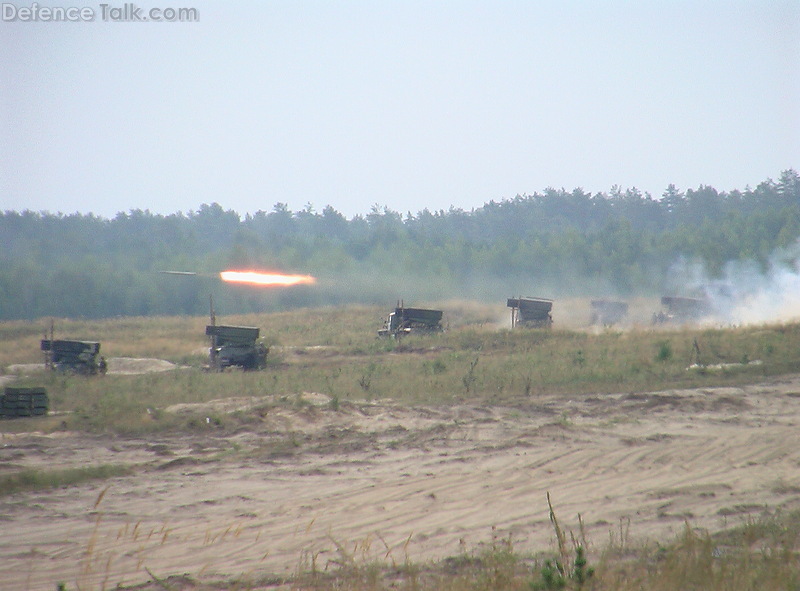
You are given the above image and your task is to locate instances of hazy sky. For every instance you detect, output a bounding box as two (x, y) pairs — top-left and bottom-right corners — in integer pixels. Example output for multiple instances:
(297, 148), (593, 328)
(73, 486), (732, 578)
(2, 1), (798, 219)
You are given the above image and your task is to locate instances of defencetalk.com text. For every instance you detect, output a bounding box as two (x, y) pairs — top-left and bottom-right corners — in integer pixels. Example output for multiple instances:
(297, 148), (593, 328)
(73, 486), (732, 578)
(2, 3), (199, 22)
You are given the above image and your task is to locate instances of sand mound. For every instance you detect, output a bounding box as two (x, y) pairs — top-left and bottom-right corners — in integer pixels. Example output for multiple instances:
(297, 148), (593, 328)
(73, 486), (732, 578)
(106, 357), (180, 374)
(164, 392), (333, 415)
(5, 363), (47, 374)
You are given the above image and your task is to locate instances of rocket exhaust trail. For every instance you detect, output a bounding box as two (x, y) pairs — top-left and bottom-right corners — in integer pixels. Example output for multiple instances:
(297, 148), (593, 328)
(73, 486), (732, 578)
(159, 270), (317, 286)
(220, 270), (316, 287)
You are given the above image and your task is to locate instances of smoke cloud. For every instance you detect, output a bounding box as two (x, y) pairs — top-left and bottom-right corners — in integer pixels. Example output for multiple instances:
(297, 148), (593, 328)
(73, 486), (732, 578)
(666, 241), (800, 326)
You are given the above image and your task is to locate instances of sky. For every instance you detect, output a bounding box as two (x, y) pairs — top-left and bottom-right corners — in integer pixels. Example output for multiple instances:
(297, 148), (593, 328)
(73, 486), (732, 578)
(1, 1), (799, 220)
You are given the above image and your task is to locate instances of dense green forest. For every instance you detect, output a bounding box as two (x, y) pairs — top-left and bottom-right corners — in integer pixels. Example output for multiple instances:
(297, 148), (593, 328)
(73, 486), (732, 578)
(2, 169), (799, 320)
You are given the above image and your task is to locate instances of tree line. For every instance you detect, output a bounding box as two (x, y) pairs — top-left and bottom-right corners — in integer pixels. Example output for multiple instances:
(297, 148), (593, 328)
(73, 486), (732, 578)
(1, 169), (799, 320)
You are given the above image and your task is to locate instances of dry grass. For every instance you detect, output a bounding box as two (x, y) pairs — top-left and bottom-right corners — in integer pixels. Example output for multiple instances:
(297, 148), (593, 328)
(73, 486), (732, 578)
(2, 302), (799, 435)
(271, 505), (800, 591)
(88, 501), (800, 591)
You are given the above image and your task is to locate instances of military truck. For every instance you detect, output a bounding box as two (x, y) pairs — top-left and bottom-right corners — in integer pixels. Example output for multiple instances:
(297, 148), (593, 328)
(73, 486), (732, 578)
(653, 296), (713, 324)
(41, 339), (103, 374)
(206, 324), (268, 370)
(590, 299), (629, 326)
(378, 305), (443, 337)
(507, 297), (553, 328)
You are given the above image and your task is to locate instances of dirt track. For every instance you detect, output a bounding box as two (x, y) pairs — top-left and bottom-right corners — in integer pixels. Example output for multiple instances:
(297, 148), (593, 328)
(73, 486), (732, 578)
(2, 375), (800, 590)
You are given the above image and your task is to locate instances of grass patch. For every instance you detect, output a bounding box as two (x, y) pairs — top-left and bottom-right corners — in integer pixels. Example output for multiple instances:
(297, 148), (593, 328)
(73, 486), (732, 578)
(2, 304), (800, 436)
(298, 511), (800, 590)
(0, 464), (132, 496)
(121, 505), (800, 591)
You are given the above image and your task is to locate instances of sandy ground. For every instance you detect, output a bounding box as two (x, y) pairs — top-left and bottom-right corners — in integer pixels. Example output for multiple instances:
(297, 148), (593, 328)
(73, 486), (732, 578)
(2, 369), (800, 590)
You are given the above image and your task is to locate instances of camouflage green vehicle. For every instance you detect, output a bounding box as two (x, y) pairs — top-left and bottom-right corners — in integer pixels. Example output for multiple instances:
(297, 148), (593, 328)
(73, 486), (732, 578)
(653, 296), (712, 324)
(507, 297), (553, 328)
(206, 324), (268, 370)
(41, 339), (104, 375)
(379, 305), (444, 337)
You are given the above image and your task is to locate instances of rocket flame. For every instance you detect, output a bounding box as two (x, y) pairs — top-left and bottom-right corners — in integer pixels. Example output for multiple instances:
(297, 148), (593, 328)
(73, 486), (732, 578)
(219, 270), (316, 287)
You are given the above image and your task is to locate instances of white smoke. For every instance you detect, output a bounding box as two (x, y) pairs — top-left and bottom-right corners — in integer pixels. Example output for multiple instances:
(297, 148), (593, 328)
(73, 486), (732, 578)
(729, 260), (800, 325)
(665, 241), (800, 326)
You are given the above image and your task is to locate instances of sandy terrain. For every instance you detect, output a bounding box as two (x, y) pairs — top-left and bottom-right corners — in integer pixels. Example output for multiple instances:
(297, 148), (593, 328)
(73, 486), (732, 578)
(2, 371), (800, 590)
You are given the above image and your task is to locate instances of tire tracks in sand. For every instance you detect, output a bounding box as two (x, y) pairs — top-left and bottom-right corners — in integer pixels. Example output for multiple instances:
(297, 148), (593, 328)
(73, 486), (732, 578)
(2, 377), (800, 589)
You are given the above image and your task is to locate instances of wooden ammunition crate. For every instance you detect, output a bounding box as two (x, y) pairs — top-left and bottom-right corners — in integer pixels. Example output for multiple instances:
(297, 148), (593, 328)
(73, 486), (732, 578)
(1, 386), (49, 419)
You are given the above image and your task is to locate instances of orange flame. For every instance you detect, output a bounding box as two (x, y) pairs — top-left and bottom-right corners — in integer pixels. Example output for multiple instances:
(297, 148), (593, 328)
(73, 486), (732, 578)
(219, 270), (316, 287)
